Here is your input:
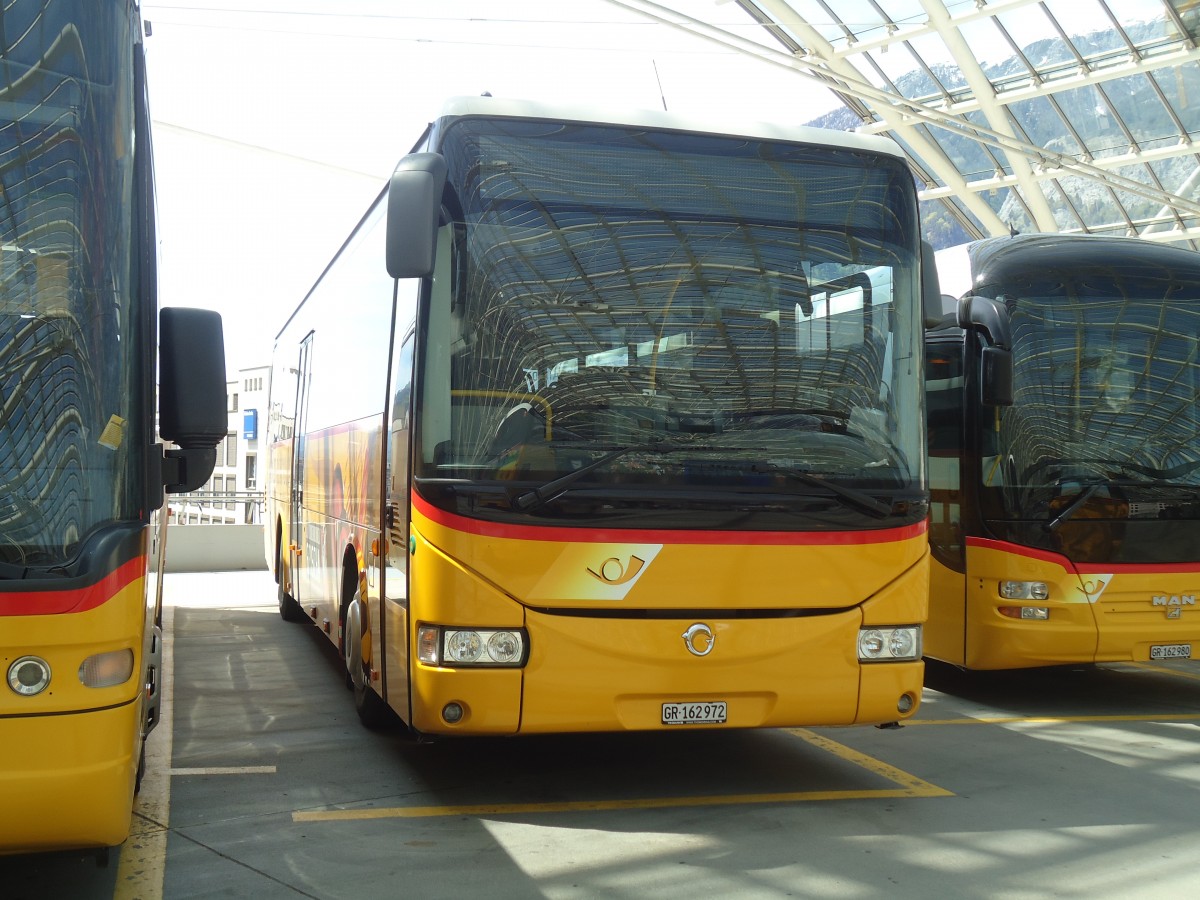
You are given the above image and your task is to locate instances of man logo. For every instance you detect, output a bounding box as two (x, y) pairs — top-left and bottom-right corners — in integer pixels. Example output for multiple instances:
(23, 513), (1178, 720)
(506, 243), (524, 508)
(682, 623), (715, 657)
(1152, 595), (1196, 605)
(1152, 594), (1194, 619)
(587, 555), (645, 586)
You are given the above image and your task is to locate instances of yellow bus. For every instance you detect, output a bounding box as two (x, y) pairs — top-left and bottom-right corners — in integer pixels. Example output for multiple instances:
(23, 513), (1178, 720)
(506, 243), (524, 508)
(1, 0), (226, 854)
(266, 96), (937, 737)
(927, 233), (1200, 669)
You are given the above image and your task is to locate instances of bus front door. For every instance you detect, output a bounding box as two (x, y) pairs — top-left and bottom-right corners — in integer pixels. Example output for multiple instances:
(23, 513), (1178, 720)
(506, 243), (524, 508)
(290, 333), (314, 607)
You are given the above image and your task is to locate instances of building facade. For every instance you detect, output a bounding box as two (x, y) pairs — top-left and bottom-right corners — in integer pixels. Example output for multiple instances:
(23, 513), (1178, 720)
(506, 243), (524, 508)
(169, 364), (270, 524)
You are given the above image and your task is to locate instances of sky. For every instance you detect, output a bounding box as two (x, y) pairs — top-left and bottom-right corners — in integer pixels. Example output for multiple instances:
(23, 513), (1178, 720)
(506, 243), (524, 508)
(139, 1), (843, 371)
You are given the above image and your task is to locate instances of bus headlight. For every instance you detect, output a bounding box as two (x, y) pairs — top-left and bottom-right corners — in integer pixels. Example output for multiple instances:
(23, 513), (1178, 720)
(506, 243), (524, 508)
(446, 630), (483, 663)
(858, 626), (922, 662)
(999, 580), (1049, 601)
(417, 625), (527, 667)
(7, 656), (52, 696)
(78, 649), (135, 688)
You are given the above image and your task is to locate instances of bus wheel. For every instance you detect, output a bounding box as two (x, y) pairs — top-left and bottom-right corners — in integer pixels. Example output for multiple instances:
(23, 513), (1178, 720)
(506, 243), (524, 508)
(134, 739), (147, 794)
(344, 594), (391, 728)
(278, 581), (305, 622)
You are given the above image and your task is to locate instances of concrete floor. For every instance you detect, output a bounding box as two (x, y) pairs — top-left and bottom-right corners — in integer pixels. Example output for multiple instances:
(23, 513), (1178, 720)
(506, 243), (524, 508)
(5, 568), (1200, 899)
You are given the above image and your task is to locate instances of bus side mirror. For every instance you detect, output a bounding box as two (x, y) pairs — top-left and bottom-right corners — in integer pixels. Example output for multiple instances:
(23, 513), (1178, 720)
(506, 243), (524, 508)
(957, 295), (1014, 407)
(921, 240), (942, 328)
(386, 152), (448, 279)
(160, 307), (227, 494)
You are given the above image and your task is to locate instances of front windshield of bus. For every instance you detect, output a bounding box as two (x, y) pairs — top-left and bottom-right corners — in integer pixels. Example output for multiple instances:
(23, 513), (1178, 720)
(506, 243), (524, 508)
(978, 266), (1200, 561)
(0, 5), (142, 573)
(415, 117), (925, 529)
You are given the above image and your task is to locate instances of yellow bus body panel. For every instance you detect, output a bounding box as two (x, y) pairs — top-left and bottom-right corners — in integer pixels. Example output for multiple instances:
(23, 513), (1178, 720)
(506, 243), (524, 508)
(963, 540), (1098, 669)
(954, 539), (1200, 669)
(926, 554), (967, 666)
(404, 503), (927, 734)
(0, 568), (149, 851)
(416, 509), (926, 612)
(1087, 566), (1200, 662)
(0, 701), (140, 852)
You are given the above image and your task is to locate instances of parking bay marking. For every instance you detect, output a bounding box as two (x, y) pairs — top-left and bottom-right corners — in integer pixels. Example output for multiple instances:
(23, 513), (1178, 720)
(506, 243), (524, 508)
(1124, 661), (1200, 683)
(170, 766), (278, 776)
(910, 712), (1200, 726)
(292, 728), (952, 823)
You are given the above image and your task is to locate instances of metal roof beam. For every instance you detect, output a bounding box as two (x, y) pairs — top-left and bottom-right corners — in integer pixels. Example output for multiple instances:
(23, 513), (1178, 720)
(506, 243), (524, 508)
(915, 0), (1057, 231)
(602, 0), (1200, 221)
(607, 0), (1010, 232)
(857, 44), (1200, 132)
(920, 141), (1200, 199)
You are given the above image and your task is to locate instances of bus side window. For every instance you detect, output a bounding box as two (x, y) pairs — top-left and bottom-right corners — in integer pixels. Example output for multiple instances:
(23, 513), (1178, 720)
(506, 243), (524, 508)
(926, 341), (964, 559)
(926, 347), (963, 454)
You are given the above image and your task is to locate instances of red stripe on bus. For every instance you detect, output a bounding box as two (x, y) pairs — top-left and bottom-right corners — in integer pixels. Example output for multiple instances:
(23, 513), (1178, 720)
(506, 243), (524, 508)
(966, 536), (1068, 567)
(0, 556), (145, 616)
(412, 494), (926, 546)
(966, 536), (1200, 576)
(1076, 560), (1200, 575)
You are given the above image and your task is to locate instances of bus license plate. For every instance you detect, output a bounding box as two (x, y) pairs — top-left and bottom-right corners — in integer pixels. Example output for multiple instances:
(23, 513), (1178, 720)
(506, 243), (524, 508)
(662, 701), (727, 725)
(1150, 643), (1192, 660)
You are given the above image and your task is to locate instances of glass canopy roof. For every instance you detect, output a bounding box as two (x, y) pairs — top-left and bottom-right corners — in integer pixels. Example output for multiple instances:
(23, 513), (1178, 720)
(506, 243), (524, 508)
(606, 0), (1200, 250)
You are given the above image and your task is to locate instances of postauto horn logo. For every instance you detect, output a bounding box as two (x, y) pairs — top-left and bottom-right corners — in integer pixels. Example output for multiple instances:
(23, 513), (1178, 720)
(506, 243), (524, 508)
(526, 544), (662, 602)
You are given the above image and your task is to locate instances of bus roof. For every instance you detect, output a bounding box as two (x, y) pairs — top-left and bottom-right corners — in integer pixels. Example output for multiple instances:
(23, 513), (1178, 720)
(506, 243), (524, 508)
(939, 233), (1200, 299)
(432, 94), (908, 162)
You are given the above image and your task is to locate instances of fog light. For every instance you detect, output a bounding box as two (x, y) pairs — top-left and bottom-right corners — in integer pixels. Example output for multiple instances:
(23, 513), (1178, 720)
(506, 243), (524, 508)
(999, 606), (1050, 620)
(897, 693), (915, 714)
(442, 702), (464, 724)
(79, 649), (135, 688)
(8, 656), (51, 696)
(1000, 580), (1049, 601)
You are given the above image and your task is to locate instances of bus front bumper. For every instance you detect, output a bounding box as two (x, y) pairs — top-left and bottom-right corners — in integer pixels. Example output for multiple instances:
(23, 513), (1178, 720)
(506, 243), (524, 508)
(0, 701), (140, 853)
(410, 609), (923, 735)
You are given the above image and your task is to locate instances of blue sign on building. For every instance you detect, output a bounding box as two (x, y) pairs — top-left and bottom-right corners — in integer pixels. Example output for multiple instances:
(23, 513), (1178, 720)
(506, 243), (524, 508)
(243, 409), (257, 440)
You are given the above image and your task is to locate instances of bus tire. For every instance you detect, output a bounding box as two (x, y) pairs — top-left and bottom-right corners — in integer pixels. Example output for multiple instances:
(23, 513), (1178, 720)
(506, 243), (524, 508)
(344, 594), (392, 728)
(278, 581), (305, 622)
(134, 739), (147, 794)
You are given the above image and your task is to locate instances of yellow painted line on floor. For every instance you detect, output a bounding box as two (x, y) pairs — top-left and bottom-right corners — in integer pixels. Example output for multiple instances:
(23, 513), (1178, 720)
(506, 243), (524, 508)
(1124, 661), (1200, 682)
(170, 766), (277, 776)
(293, 786), (937, 822)
(114, 605), (175, 900)
(784, 728), (953, 797)
(293, 726), (951, 823)
(909, 712), (1200, 726)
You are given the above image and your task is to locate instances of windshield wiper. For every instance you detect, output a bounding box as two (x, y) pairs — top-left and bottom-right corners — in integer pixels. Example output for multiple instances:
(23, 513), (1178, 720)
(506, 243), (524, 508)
(1044, 481), (1104, 533)
(511, 441), (897, 517)
(511, 438), (688, 511)
(766, 466), (893, 519)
